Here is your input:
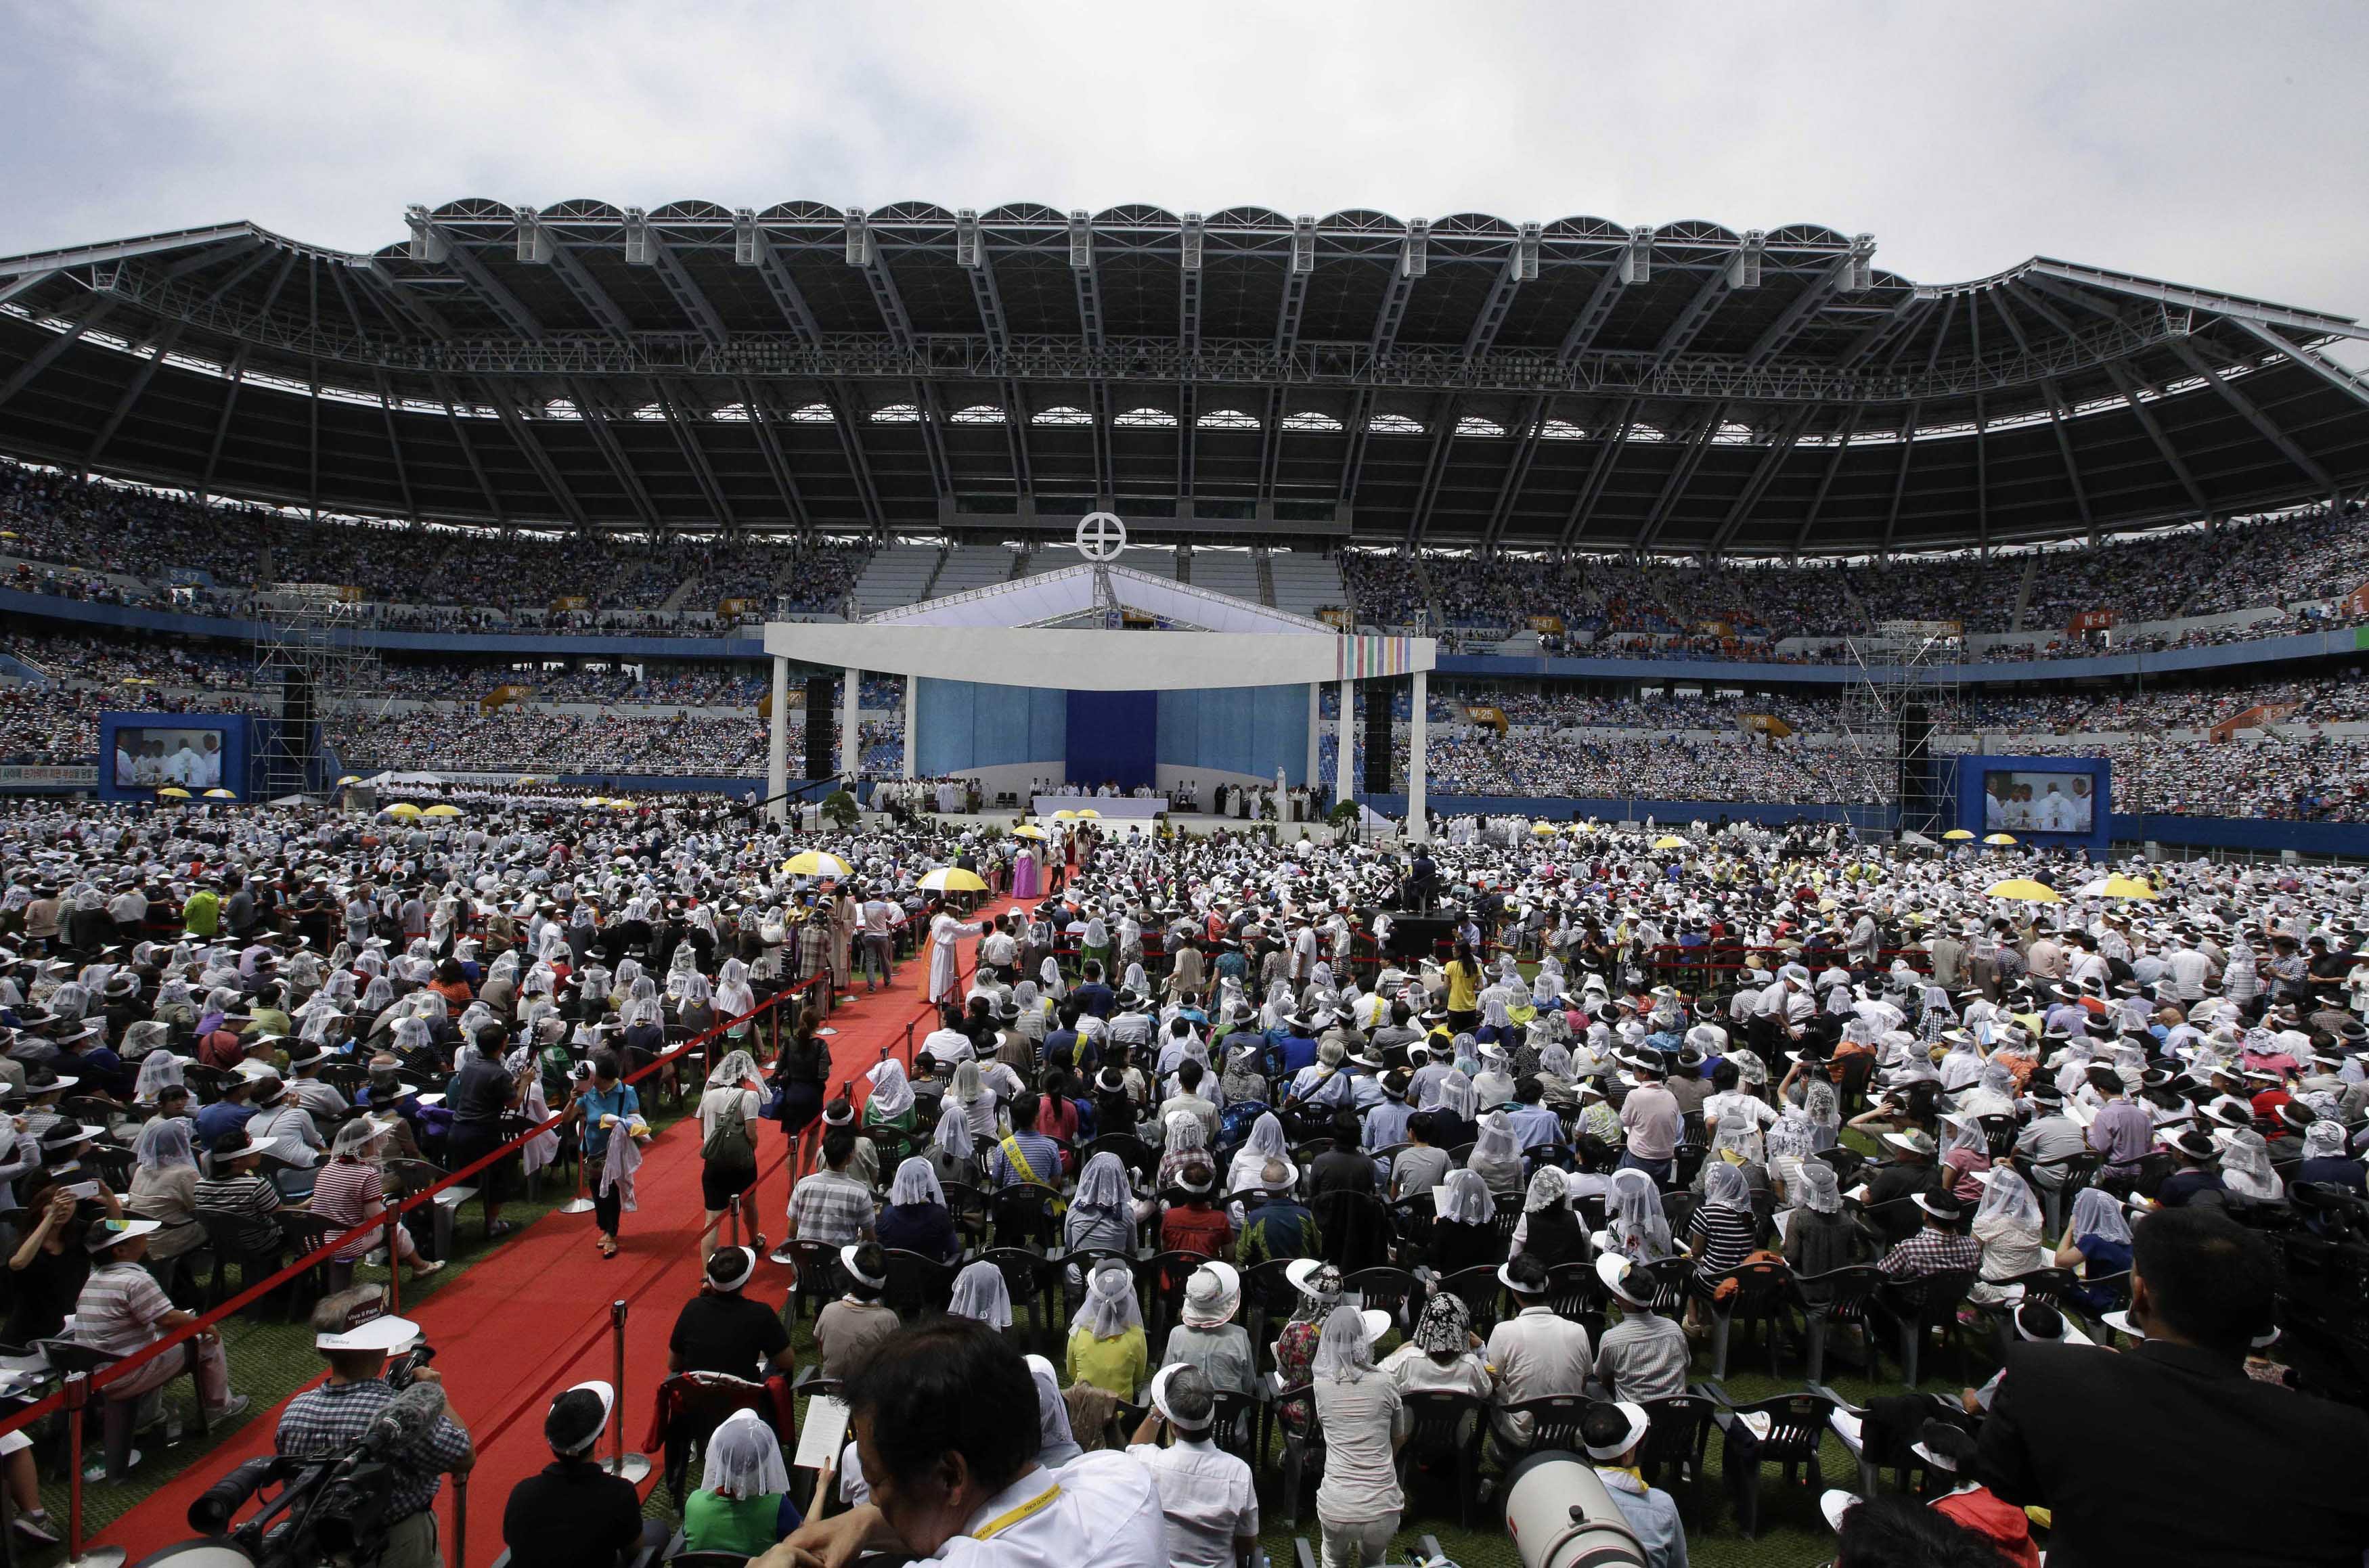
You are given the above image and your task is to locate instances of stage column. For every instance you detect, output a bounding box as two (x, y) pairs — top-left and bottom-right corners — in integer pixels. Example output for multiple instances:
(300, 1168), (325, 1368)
(902, 675), (917, 780)
(1306, 682), (1321, 796)
(841, 666), (860, 784)
(766, 656), (789, 825)
(1335, 676), (1354, 807)
(1408, 669), (1429, 844)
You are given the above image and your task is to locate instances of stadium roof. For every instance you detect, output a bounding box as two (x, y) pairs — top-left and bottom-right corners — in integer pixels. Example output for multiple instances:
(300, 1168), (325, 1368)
(3, 201), (2368, 555)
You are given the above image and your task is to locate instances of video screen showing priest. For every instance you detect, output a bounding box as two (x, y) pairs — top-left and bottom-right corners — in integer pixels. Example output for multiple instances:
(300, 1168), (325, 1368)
(112, 727), (224, 790)
(1984, 770), (2093, 833)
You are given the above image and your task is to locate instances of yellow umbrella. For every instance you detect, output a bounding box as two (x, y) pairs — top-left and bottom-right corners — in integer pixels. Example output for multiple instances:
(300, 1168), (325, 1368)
(1013, 825), (1048, 840)
(605, 798), (636, 809)
(1985, 878), (2062, 903)
(384, 802), (423, 818)
(1075, 809), (1101, 819)
(336, 775), (362, 786)
(2102, 874), (2158, 899)
(515, 776), (541, 785)
(1052, 809), (1079, 820)
(1651, 835), (1687, 851)
(1530, 822), (1560, 836)
(579, 797), (607, 807)
(422, 803), (464, 817)
(918, 867), (989, 893)
(1941, 829), (1975, 841)
(1983, 832), (2018, 846)
(156, 786), (191, 799)
(202, 788), (237, 799)
(782, 850), (853, 877)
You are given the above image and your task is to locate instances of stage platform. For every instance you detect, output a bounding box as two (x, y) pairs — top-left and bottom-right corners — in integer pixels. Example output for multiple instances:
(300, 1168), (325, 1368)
(876, 809), (1368, 841)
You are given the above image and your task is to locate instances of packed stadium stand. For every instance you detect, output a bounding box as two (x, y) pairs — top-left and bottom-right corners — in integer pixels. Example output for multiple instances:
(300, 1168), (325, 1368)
(5, 201), (2369, 849)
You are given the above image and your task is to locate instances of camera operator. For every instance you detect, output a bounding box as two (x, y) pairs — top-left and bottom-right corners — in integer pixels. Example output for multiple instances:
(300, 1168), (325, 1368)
(275, 1290), (472, 1568)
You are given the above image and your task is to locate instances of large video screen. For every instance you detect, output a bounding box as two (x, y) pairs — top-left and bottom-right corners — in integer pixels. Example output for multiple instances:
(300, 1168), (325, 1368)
(112, 727), (229, 790)
(1983, 769), (2095, 834)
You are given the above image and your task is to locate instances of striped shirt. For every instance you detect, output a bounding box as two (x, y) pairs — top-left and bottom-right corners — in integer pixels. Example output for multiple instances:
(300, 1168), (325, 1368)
(787, 1169), (875, 1247)
(1685, 1202), (1760, 1281)
(194, 1171), (283, 1255)
(309, 1160), (390, 1260)
(74, 1261), (176, 1358)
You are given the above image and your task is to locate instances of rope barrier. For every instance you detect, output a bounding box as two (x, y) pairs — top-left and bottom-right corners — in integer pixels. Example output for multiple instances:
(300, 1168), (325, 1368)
(0, 973), (827, 1444)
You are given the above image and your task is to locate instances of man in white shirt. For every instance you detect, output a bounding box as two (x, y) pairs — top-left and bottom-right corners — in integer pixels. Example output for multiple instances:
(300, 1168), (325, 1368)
(1125, 1365), (1256, 1568)
(1485, 1256), (1593, 1447)
(768, 1318), (1168, 1568)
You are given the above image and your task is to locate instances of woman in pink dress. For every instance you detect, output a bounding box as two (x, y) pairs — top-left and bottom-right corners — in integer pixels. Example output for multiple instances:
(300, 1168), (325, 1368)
(1011, 841), (1042, 899)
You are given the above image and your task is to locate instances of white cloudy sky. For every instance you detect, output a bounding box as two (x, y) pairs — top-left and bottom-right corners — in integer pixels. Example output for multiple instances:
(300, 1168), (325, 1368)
(4, 0), (2366, 319)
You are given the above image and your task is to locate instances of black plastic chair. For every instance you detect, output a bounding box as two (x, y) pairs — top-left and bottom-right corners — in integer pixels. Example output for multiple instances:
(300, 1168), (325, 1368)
(1343, 1265), (1421, 1333)
(987, 1182), (1059, 1250)
(1710, 1388), (1836, 1539)
(1438, 1264), (1507, 1337)
(1872, 1267), (1978, 1387)
(1490, 1393), (1593, 1466)
(1395, 1390), (1485, 1527)
(1704, 1259), (1794, 1380)
(1791, 1263), (1884, 1385)
(1637, 1393), (1718, 1526)
(881, 1248), (958, 1322)
(785, 1240), (847, 1326)
(983, 1247), (1063, 1350)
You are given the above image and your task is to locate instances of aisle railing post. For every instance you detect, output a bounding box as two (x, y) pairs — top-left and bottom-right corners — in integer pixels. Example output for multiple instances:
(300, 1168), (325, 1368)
(608, 1301), (651, 1483)
(560, 1131), (596, 1215)
(384, 1204), (403, 1314)
(450, 1473), (469, 1568)
(62, 1373), (125, 1568)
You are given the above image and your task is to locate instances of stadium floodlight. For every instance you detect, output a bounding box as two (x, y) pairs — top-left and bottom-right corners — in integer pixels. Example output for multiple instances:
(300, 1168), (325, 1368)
(516, 207), (552, 265)
(1402, 219), (1430, 279)
(1619, 225), (1655, 285)
(1515, 221), (1542, 282)
(733, 210), (761, 266)
(956, 210), (983, 269)
(623, 207), (654, 267)
(403, 204), (446, 263)
(1846, 233), (1877, 292)
(1291, 215), (1316, 274)
(845, 209), (872, 266)
(1069, 210), (1093, 271)
(1729, 229), (1765, 289)
(1180, 213), (1204, 272)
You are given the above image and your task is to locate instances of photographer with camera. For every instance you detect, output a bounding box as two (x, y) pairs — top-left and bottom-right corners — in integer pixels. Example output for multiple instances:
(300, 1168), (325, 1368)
(273, 1289), (472, 1568)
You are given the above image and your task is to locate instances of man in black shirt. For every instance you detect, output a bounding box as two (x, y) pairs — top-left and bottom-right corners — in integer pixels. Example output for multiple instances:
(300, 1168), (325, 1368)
(447, 1025), (525, 1238)
(501, 1382), (660, 1568)
(668, 1247), (795, 1381)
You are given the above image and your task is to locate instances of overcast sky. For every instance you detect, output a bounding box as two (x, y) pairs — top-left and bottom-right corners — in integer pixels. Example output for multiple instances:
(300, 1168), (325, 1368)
(5, 0), (2366, 321)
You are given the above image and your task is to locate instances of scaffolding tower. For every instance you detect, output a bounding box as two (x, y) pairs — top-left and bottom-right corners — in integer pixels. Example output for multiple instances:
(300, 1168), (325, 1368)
(1840, 618), (1965, 838)
(252, 584), (377, 799)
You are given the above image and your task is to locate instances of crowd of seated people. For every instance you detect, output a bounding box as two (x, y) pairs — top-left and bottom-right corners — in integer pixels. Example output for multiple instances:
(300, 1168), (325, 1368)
(8, 794), (2369, 1568)
(0, 458), (871, 620)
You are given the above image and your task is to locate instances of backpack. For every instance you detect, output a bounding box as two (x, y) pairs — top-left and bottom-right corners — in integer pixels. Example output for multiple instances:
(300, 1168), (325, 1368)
(701, 1092), (757, 1173)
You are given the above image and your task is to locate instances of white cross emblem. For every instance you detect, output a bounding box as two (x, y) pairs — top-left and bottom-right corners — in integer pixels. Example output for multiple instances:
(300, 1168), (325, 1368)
(1074, 511), (1127, 562)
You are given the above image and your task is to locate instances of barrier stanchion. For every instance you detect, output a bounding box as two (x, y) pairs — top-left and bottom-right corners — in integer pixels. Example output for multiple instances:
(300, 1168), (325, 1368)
(558, 1142), (596, 1216)
(62, 1374), (125, 1568)
(384, 1205), (404, 1316)
(450, 1474), (468, 1568)
(606, 1301), (650, 1484)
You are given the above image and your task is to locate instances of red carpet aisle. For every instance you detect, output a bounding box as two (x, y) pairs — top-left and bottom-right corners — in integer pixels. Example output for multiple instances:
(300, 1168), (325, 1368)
(98, 900), (1036, 1564)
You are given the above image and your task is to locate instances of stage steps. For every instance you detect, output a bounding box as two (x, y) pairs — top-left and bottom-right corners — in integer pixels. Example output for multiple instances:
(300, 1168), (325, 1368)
(1254, 547), (1277, 606)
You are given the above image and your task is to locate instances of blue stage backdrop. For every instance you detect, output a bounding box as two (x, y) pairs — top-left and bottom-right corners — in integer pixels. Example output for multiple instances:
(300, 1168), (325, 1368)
(1157, 686), (1310, 786)
(914, 680), (1065, 775)
(1953, 753), (2111, 851)
(1066, 690), (1157, 792)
